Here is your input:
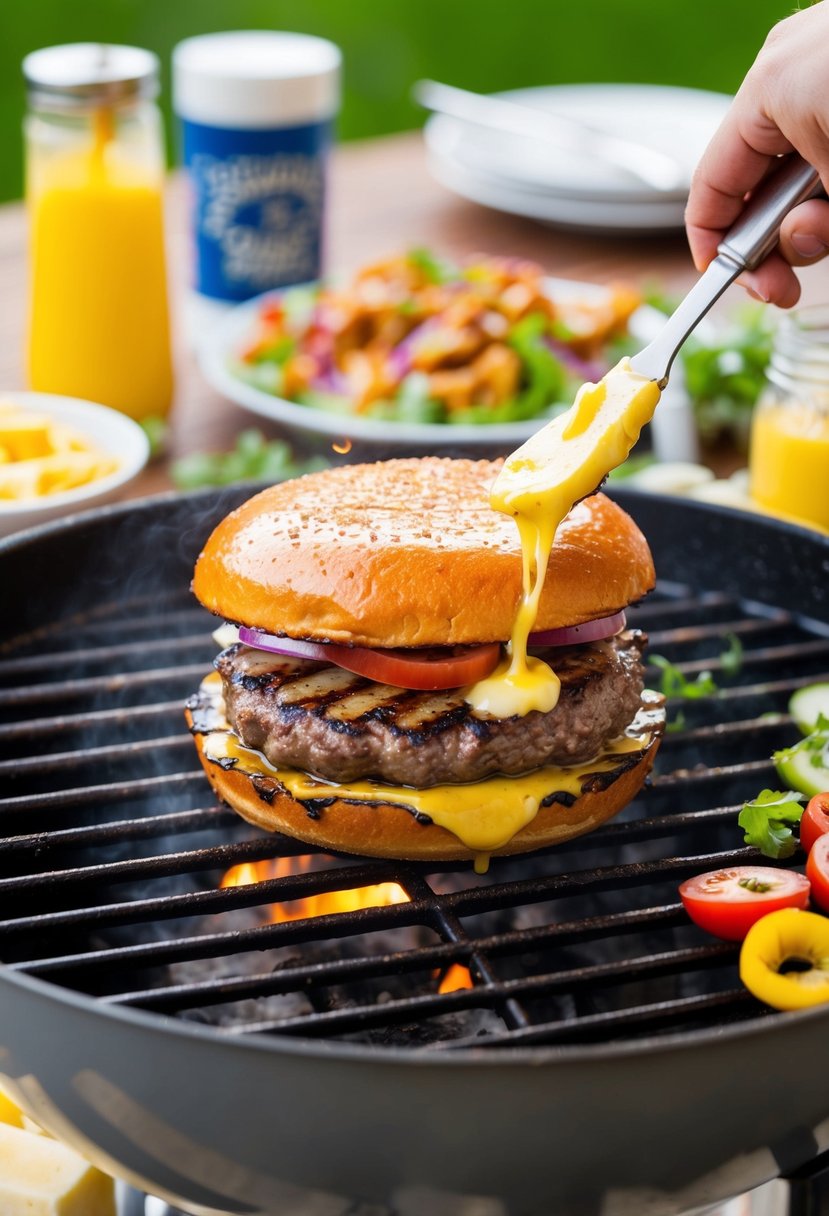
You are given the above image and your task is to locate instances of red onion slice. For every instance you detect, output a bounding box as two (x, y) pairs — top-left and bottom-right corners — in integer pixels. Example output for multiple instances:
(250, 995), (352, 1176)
(529, 610), (626, 648)
(238, 627), (329, 662)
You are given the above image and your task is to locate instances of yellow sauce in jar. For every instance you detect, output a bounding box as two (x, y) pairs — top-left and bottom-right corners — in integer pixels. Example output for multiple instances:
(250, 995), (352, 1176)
(749, 400), (829, 533)
(27, 107), (173, 420)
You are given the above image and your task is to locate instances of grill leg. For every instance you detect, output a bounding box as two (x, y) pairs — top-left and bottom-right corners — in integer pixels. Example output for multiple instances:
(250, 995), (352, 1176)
(781, 1150), (829, 1216)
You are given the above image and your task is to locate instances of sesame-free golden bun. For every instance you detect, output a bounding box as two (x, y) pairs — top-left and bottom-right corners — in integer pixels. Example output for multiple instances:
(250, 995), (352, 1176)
(192, 457), (654, 647)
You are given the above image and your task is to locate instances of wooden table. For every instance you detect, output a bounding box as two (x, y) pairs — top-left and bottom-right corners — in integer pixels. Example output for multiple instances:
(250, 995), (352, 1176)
(0, 131), (726, 496)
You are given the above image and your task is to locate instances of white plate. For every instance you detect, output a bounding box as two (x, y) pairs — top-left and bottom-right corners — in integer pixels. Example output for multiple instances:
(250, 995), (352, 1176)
(424, 83), (732, 231)
(198, 278), (678, 452)
(426, 155), (691, 232)
(0, 392), (150, 538)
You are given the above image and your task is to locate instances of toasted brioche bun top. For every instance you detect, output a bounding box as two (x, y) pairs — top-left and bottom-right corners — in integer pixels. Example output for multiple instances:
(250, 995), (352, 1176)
(192, 457), (655, 647)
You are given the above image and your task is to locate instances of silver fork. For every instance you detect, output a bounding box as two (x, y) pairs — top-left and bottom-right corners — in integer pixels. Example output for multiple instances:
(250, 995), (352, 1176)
(629, 155), (823, 389)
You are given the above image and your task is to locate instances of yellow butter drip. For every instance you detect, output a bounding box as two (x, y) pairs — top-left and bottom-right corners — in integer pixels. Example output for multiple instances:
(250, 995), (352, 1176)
(466, 358), (661, 719)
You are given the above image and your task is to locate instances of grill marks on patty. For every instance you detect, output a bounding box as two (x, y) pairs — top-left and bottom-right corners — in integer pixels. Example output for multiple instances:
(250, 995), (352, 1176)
(216, 631), (647, 787)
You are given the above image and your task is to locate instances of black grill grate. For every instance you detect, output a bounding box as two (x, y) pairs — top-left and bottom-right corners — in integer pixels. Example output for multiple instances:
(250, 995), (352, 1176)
(1, 578), (825, 1050)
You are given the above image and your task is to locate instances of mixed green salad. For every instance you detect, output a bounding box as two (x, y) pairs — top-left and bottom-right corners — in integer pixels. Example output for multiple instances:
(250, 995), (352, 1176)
(231, 249), (641, 426)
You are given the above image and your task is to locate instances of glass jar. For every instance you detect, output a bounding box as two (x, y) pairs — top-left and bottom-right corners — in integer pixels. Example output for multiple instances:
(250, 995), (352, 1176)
(23, 43), (173, 420)
(749, 305), (829, 532)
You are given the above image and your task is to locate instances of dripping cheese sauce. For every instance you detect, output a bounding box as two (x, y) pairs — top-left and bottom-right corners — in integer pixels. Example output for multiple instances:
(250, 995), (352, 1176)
(466, 357), (661, 718)
(198, 358), (662, 870)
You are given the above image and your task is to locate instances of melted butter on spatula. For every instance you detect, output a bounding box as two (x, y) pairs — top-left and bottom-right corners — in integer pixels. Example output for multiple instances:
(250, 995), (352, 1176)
(466, 358), (661, 719)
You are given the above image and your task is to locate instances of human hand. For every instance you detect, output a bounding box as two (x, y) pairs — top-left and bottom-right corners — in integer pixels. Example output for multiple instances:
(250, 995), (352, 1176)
(686, 2), (829, 307)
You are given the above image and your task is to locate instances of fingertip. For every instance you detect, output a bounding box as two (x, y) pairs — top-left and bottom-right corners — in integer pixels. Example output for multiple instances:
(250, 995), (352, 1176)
(685, 223), (719, 274)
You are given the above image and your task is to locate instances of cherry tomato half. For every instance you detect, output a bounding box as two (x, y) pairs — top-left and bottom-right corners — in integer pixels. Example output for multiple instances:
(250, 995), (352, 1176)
(800, 793), (829, 855)
(806, 834), (829, 913)
(679, 866), (811, 941)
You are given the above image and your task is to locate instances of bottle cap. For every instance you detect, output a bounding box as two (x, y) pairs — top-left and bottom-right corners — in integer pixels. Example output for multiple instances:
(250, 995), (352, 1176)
(23, 43), (160, 110)
(173, 31), (341, 129)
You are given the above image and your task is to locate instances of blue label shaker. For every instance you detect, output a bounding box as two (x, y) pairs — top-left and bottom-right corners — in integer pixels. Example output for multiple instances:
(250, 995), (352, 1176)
(173, 32), (341, 305)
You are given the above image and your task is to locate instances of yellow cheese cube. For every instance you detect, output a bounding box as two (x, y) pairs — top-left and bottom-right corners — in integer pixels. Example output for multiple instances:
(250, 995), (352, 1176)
(0, 1122), (115, 1215)
(0, 415), (54, 461)
(0, 462), (42, 500)
(0, 1086), (24, 1128)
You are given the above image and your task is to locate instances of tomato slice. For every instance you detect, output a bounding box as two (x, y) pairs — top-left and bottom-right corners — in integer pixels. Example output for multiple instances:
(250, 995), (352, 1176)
(679, 866), (811, 941)
(237, 626), (501, 690)
(806, 834), (829, 913)
(325, 641), (502, 690)
(800, 793), (829, 855)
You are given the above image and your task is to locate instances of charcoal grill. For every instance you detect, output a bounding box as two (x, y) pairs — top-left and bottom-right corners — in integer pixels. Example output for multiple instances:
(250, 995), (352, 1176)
(1, 486), (829, 1216)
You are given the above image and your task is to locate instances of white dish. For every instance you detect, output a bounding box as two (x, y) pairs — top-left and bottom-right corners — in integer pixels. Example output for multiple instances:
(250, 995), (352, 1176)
(198, 277), (676, 452)
(424, 83), (732, 231)
(0, 392), (150, 538)
(426, 155), (690, 232)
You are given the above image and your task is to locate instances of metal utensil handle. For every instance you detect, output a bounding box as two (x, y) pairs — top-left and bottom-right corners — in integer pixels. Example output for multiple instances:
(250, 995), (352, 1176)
(718, 155), (823, 271)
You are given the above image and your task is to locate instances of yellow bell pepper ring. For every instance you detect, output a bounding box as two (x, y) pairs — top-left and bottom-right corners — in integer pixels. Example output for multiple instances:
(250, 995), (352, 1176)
(740, 908), (829, 1010)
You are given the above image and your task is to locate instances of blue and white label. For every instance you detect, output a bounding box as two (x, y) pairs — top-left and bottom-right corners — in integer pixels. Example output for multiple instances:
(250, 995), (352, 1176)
(182, 118), (330, 301)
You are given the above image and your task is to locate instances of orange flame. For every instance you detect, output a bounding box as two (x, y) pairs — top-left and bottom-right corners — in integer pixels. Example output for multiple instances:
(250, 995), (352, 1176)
(332, 438), (353, 455)
(437, 963), (474, 994)
(221, 856), (408, 924)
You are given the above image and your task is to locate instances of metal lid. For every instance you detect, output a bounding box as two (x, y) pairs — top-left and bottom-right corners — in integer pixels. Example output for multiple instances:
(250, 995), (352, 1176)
(22, 43), (160, 110)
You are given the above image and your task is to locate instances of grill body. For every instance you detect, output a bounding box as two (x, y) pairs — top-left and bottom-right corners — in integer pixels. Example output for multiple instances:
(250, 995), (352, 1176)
(2, 486), (829, 1216)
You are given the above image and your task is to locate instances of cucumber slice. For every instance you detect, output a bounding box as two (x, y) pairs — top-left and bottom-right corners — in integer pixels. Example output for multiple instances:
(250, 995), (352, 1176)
(789, 683), (829, 734)
(775, 740), (829, 798)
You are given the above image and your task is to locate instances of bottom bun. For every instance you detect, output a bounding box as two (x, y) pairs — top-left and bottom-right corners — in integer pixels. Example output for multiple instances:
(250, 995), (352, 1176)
(186, 677), (665, 865)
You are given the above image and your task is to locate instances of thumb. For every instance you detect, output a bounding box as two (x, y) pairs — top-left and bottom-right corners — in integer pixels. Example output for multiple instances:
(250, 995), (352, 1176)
(778, 196), (829, 266)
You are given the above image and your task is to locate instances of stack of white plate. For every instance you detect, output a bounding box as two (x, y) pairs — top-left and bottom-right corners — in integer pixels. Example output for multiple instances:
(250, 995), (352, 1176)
(424, 83), (733, 233)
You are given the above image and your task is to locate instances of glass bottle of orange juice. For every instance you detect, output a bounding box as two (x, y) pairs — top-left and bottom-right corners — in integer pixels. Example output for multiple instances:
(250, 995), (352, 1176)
(749, 305), (829, 533)
(23, 44), (173, 421)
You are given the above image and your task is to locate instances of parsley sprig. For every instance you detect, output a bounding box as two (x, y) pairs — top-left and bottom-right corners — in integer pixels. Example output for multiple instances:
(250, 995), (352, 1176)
(649, 633), (743, 732)
(737, 789), (806, 860)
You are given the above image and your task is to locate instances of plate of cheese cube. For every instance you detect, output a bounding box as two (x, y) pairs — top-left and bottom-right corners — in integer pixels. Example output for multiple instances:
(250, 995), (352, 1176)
(0, 392), (150, 538)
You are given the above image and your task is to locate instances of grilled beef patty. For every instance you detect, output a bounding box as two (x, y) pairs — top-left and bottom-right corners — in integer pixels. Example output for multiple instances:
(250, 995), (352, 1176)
(217, 631), (646, 787)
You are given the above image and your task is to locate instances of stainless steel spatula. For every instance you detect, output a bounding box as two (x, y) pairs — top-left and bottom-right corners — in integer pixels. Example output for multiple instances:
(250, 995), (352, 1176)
(629, 155), (823, 388)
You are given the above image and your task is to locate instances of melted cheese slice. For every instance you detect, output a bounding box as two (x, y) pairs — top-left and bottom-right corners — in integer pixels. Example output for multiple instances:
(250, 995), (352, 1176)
(466, 358), (661, 719)
(196, 676), (663, 873)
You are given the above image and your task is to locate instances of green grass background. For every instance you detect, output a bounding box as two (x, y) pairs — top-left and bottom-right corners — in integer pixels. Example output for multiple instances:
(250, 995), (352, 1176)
(0, 0), (797, 203)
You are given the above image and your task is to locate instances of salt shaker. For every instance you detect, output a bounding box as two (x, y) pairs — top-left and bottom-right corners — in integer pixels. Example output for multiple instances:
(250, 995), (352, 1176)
(173, 31), (341, 322)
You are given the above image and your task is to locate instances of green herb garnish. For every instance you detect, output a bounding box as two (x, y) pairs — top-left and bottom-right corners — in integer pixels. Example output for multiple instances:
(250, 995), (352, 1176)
(407, 247), (456, 285)
(775, 715), (829, 768)
(737, 788), (806, 859)
(719, 632), (744, 678)
(681, 302), (773, 449)
(139, 415), (168, 459)
(650, 634), (743, 730)
(171, 429), (327, 490)
(650, 656), (718, 700)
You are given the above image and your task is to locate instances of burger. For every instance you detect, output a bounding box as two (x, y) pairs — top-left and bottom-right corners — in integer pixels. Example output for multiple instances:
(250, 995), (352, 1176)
(186, 457), (665, 868)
